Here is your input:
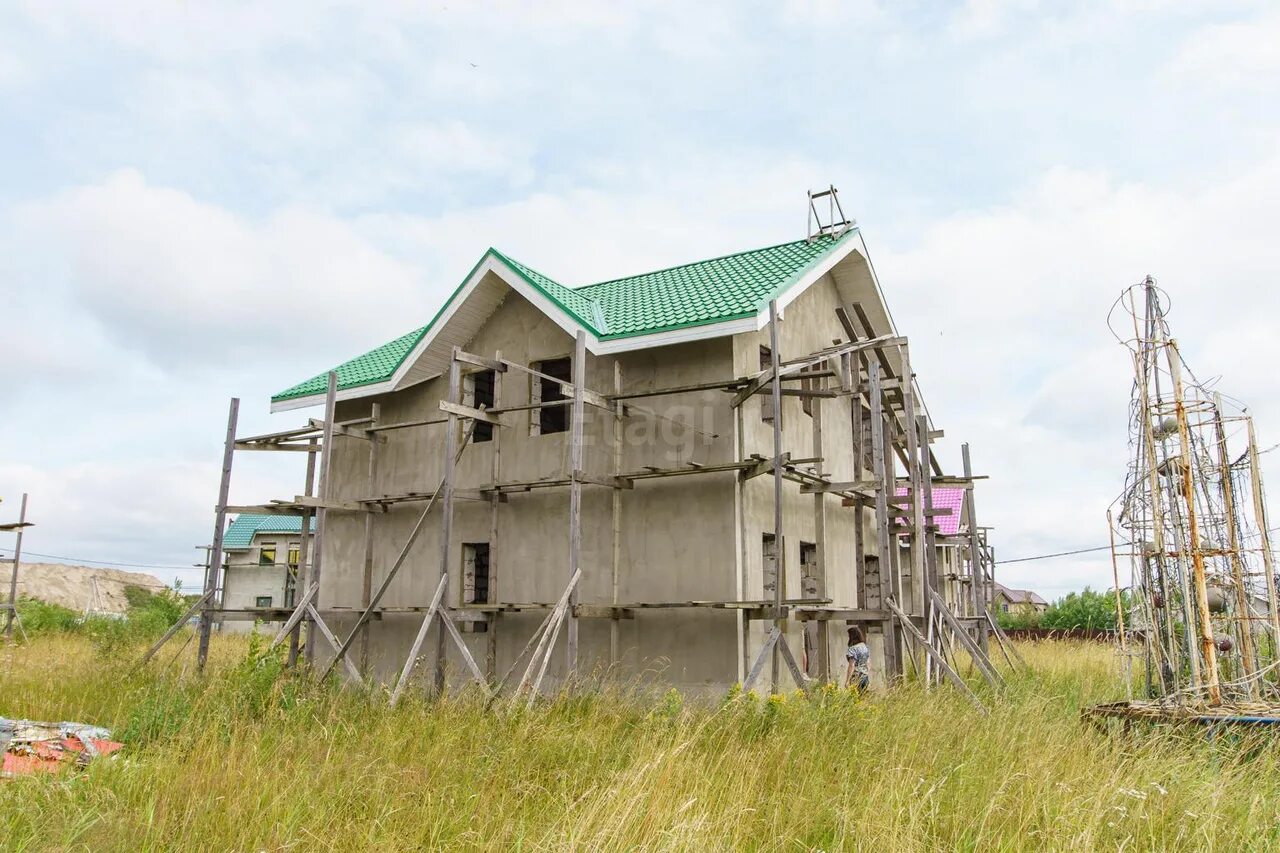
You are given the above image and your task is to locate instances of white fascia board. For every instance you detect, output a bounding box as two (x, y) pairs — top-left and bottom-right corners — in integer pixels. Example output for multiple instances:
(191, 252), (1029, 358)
(385, 254), (591, 392)
(753, 237), (864, 330)
(269, 378), (396, 413)
(269, 240), (865, 413)
(590, 316), (758, 354)
(268, 253), (596, 413)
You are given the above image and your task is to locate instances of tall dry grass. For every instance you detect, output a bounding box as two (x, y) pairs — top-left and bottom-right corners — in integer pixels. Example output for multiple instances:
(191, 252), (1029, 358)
(3, 633), (1279, 851)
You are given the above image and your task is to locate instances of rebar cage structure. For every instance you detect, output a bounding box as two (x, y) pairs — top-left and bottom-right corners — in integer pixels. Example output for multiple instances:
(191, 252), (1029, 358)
(1107, 277), (1280, 713)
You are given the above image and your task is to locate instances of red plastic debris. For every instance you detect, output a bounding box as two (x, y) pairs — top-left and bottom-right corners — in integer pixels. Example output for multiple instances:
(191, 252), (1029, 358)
(1, 718), (123, 778)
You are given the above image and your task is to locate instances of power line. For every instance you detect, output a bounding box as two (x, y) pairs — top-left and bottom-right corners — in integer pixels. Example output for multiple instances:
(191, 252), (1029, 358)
(999, 524), (1280, 566)
(0, 549), (198, 572)
(996, 544), (1121, 565)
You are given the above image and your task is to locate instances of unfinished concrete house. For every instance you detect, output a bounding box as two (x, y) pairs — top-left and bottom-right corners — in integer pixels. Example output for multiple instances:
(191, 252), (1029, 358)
(216, 514), (309, 633)
(190, 196), (1003, 700)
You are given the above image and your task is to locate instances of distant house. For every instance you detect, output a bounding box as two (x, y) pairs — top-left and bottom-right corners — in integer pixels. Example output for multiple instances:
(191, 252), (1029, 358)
(994, 583), (1048, 616)
(220, 515), (311, 632)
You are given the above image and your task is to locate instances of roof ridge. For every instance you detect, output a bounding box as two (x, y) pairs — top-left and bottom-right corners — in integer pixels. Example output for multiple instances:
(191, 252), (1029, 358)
(575, 230), (856, 292)
(272, 230), (863, 405)
(488, 248), (564, 288)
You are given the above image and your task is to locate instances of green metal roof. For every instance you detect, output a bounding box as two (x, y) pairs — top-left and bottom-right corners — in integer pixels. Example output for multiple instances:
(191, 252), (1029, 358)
(224, 514), (304, 550)
(273, 230), (857, 404)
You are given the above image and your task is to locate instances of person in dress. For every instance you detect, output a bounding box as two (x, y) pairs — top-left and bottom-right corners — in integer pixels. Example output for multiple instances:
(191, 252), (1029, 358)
(844, 625), (870, 691)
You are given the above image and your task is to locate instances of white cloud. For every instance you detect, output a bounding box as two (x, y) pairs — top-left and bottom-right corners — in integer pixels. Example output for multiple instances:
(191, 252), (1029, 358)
(357, 150), (856, 287)
(16, 169), (423, 369)
(4, 0), (1280, 608)
(0, 455), (296, 590)
(876, 153), (1280, 598)
(1169, 10), (1280, 88)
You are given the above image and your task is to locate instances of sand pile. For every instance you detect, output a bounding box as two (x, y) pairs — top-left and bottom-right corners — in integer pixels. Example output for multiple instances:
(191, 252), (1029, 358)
(2, 563), (169, 614)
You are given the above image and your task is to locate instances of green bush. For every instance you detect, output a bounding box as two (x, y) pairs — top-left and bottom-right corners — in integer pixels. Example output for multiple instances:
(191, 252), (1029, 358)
(11, 584), (189, 645)
(997, 587), (1133, 631)
(14, 597), (82, 634)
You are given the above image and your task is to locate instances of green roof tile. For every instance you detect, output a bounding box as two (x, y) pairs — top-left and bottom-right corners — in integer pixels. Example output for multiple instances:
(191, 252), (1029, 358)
(224, 514), (305, 550)
(273, 231), (856, 404)
(272, 325), (428, 402)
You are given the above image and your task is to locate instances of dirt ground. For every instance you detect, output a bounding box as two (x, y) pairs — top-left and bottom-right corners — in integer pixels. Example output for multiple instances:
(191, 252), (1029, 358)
(2, 562), (168, 615)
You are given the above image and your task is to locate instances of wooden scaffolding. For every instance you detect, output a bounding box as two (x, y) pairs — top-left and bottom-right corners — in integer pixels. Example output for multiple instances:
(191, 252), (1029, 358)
(1, 493), (32, 642)
(147, 299), (1000, 702)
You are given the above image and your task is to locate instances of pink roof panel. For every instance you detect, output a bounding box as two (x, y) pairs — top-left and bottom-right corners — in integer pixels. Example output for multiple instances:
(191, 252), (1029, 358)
(893, 486), (966, 536)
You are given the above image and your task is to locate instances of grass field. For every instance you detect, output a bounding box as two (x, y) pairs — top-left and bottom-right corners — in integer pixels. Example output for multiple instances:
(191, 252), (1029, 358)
(3, 633), (1280, 851)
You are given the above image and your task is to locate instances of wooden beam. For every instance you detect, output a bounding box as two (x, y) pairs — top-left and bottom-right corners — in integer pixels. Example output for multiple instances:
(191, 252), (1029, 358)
(768, 299), (786, 693)
(929, 589), (1002, 689)
(389, 574), (448, 707)
(558, 381), (610, 412)
(886, 597), (986, 713)
(291, 495), (370, 512)
(799, 479), (878, 494)
(888, 507), (953, 519)
(359, 402), (381, 677)
(611, 359), (624, 668)
(869, 362), (900, 680)
(221, 504), (307, 516)
(566, 330), (587, 676)
(739, 453), (790, 482)
(234, 442), (322, 453)
(743, 627), (781, 693)
(487, 349), (504, 681)
(289, 438), (318, 667)
(573, 470), (633, 489)
(439, 400), (502, 425)
(197, 398), (238, 670)
(138, 589), (214, 667)
(304, 373), (338, 669)
(729, 366), (775, 409)
(308, 418), (384, 443)
(454, 349), (508, 373)
(898, 344), (928, 618)
(434, 349), (463, 694)
(811, 387), (828, 681)
(793, 608), (888, 621)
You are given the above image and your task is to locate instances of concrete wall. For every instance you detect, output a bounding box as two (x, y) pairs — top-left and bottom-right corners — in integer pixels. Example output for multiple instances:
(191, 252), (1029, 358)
(311, 265), (905, 694)
(317, 273), (741, 692)
(732, 271), (878, 687)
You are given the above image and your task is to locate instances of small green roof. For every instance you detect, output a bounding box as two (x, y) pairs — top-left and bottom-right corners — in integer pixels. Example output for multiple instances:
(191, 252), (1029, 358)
(224, 514), (304, 550)
(273, 230), (857, 404)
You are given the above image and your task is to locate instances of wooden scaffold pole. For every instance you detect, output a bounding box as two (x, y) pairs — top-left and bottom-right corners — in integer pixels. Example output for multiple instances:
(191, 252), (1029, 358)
(810, 372), (828, 680)
(359, 402), (382, 676)
(898, 344), (927, 621)
(288, 437), (317, 668)
(962, 444), (987, 649)
(198, 397), (239, 671)
(869, 362), (899, 680)
(487, 350), (505, 680)
(2, 493), (30, 641)
(435, 350), (462, 694)
(567, 330), (587, 677)
(768, 299), (786, 692)
(304, 373), (339, 669)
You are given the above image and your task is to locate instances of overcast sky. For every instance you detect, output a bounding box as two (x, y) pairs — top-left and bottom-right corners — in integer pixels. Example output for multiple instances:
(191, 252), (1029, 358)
(2, 1), (1279, 598)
